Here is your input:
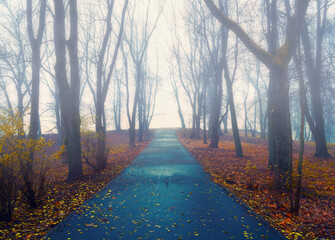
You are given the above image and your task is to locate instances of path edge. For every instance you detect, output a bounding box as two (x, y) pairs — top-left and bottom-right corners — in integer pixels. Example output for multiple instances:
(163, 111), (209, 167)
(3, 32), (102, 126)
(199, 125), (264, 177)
(176, 132), (288, 240)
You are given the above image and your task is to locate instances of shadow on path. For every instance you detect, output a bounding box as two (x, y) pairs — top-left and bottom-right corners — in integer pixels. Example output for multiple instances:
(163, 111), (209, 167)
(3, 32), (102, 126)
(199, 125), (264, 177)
(46, 129), (284, 239)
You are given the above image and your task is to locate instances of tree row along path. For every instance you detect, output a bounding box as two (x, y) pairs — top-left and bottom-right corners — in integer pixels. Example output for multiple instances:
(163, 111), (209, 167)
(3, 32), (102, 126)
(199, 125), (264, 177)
(46, 129), (284, 239)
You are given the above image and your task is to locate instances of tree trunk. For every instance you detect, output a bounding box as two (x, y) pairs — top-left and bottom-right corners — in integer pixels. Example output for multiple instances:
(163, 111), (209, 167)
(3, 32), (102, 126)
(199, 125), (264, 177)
(266, 0), (278, 168)
(27, 0), (46, 141)
(96, 99), (107, 170)
(66, 0), (83, 181)
(223, 113), (228, 134)
(128, 63), (141, 148)
(301, 13), (330, 158)
(256, 87), (266, 139)
(202, 0), (310, 189)
(173, 84), (186, 129)
(267, 71), (276, 169)
(209, 68), (223, 148)
(203, 88), (207, 144)
(195, 100), (201, 139)
(178, 109), (186, 129)
(292, 40), (305, 214)
(272, 64), (292, 189)
(138, 90), (144, 142)
(53, 0), (72, 165)
(26, 0), (47, 208)
(225, 75), (243, 157)
(244, 104), (248, 137)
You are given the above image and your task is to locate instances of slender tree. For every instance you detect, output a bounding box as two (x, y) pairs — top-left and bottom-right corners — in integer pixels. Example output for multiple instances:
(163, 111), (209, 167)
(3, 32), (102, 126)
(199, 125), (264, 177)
(91, 0), (129, 170)
(123, 0), (165, 146)
(27, 0), (47, 141)
(292, 37), (305, 214)
(301, 0), (331, 158)
(0, 2), (30, 120)
(24, 0), (47, 208)
(53, 0), (83, 181)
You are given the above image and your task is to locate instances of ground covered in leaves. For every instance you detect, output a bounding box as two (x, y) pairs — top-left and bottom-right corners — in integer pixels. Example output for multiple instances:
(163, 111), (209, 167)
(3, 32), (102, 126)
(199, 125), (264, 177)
(0, 131), (151, 240)
(179, 132), (335, 240)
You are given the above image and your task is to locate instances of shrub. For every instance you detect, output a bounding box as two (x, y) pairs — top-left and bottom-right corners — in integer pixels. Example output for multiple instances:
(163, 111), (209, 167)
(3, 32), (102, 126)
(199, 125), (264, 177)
(0, 111), (60, 220)
(81, 116), (110, 171)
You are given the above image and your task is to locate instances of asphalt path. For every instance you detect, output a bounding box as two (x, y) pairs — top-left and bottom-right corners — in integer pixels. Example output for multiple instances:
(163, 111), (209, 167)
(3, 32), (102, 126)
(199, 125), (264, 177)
(46, 129), (285, 240)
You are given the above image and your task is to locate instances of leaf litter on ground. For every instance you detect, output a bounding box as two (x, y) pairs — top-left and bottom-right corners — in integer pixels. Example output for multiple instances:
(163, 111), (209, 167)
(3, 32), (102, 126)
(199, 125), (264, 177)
(0, 130), (151, 240)
(178, 131), (335, 240)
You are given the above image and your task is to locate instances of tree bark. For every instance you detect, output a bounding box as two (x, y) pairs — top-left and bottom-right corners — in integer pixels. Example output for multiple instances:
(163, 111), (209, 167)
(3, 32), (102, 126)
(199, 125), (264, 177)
(53, 0), (72, 167)
(209, 68), (223, 148)
(66, 0), (83, 182)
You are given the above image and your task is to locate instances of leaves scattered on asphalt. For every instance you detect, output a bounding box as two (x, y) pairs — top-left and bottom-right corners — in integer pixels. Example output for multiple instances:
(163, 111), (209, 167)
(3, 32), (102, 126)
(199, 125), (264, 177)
(179, 133), (335, 240)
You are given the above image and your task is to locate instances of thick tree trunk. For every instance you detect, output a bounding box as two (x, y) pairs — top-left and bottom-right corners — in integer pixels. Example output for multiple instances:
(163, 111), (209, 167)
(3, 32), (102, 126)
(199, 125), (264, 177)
(28, 46), (41, 142)
(53, 0), (72, 165)
(66, 0), (83, 181)
(272, 64), (292, 189)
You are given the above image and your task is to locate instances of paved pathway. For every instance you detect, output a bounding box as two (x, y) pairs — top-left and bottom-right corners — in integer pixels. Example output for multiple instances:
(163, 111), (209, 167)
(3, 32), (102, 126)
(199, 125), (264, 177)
(46, 129), (284, 239)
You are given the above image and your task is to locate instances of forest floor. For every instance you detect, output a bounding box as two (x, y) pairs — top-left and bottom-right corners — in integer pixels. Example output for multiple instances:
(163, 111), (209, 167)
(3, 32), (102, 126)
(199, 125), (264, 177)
(0, 130), (152, 240)
(178, 130), (335, 240)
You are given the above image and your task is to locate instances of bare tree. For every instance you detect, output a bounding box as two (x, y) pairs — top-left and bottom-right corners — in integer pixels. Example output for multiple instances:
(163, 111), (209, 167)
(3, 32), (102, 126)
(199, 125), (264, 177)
(300, 0), (332, 157)
(113, 72), (122, 131)
(246, 60), (267, 139)
(203, 0), (310, 189)
(170, 70), (186, 129)
(27, 0), (47, 141)
(168, 12), (186, 130)
(22, 0), (47, 208)
(220, 1), (242, 156)
(123, 0), (165, 147)
(53, 0), (83, 181)
(84, 0), (129, 170)
(0, 2), (30, 118)
(179, 1), (208, 140)
(291, 36), (305, 214)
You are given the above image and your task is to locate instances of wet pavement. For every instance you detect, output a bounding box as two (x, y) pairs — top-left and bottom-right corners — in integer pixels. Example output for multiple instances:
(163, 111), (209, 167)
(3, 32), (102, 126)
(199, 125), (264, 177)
(46, 129), (284, 239)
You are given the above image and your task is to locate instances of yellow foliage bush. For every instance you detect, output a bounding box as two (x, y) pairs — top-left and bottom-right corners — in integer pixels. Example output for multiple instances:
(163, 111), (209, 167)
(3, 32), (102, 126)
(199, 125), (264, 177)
(0, 111), (61, 220)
